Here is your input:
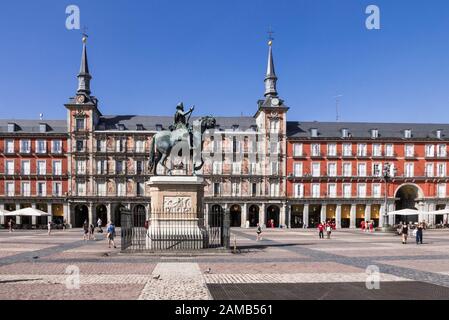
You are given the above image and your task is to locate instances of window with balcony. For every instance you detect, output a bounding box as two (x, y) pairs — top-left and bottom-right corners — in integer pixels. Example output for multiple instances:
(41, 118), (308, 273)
(233, 138), (241, 154)
(342, 143), (352, 157)
(53, 161), (62, 176)
(53, 182), (62, 197)
(116, 139), (126, 152)
(373, 184), (381, 197)
(405, 144), (414, 157)
(385, 144), (394, 157)
(213, 162), (222, 174)
(21, 160), (30, 175)
(97, 182), (106, 196)
(96, 160), (107, 174)
(437, 163), (446, 177)
(437, 144), (447, 157)
(343, 184), (352, 198)
(327, 163), (337, 177)
(343, 163), (352, 177)
(357, 163), (367, 177)
(251, 182), (259, 196)
(249, 162), (260, 175)
(357, 144), (367, 157)
(293, 143), (303, 157)
(77, 182), (86, 196)
(438, 183), (446, 198)
(425, 163), (434, 177)
(327, 143), (337, 157)
(36, 140), (46, 154)
(135, 140), (145, 153)
(311, 183), (320, 198)
(311, 144), (321, 157)
(213, 183), (221, 196)
(117, 182), (126, 196)
(136, 160), (143, 175)
(232, 182), (240, 197)
(20, 140), (31, 154)
(5, 160), (14, 175)
(405, 163), (414, 177)
(5, 182), (14, 196)
(294, 183), (304, 198)
(75, 140), (85, 152)
(270, 183), (279, 197)
(136, 182), (145, 197)
(426, 145), (435, 157)
(37, 161), (46, 175)
(37, 182), (46, 197)
(372, 144), (382, 157)
(312, 163), (320, 177)
(372, 163), (382, 177)
(76, 160), (86, 175)
(21, 182), (31, 196)
(294, 163), (303, 177)
(5, 140), (14, 154)
(357, 184), (366, 198)
(116, 161), (124, 174)
(232, 162), (241, 174)
(96, 139), (106, 152)
(52, 140), (62, 154)
(271, 162), (279, 175)
(328, 183), (337, 198)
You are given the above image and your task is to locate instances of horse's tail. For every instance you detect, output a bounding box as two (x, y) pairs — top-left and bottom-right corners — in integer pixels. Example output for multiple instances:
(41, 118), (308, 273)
(148, 137), (156, 172)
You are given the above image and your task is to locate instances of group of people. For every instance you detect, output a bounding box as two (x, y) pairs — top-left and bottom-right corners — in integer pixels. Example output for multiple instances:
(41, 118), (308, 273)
(317, 221), (333, 239)
(82, 218), (117, 248)
(399, 221), (425, 245)
(361, 220), (375, 232)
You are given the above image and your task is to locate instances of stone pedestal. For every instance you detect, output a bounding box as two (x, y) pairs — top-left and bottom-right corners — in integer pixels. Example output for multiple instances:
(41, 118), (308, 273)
(145, 176), (206, 250)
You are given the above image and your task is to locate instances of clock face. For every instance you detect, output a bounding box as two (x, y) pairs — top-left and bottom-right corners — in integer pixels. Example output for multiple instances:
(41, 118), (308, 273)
(271, 98), (280, 106)
(76, 95), (85, 104)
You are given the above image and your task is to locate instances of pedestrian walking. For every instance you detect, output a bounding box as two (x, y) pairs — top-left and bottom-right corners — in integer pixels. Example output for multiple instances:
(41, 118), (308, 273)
(416, 222), (424, 244)
(326, 223), (332, 239)
(256, 223), (262, 241)
(62, 219), (67, 230)
(361, 220), (366, 232)
(369, 221), (374, 233)
(97, 218), (103, 233)
(89, 223), (96, 240)
(47, 220), (52, 236)
(401, 223), (409, 244)
(107, 222), (117, 249)
(318, 222), (324, 239)
(8, 219), (14, 233)
(83, 220), (89, 241)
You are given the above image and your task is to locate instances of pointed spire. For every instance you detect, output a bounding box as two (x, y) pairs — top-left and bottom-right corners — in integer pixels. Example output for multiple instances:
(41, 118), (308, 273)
(77, 35), (92, 95)
(264, 40), (278, 97)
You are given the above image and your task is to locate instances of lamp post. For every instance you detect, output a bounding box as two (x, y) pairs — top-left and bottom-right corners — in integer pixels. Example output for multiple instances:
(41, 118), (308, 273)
(382, 163), (396, 229)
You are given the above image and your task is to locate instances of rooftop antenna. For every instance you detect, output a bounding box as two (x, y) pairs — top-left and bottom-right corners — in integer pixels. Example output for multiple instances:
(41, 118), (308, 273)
(334, 94), (343, 121)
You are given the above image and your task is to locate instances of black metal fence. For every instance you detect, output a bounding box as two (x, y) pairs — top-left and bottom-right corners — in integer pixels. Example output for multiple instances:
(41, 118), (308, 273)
(121, 209), (230, 252)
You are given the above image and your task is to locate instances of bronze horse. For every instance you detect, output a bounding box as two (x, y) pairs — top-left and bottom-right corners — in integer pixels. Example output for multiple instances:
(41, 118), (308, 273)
(148, 116), (216, 175)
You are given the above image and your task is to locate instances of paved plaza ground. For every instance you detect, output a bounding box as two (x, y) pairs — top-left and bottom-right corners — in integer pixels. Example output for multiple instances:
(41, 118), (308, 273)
(1, 227), (449, 300)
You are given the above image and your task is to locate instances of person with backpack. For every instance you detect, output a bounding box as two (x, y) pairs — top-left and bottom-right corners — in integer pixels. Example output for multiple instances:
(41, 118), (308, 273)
(107, 222), (117, 249)
(256, 223), (262, 241)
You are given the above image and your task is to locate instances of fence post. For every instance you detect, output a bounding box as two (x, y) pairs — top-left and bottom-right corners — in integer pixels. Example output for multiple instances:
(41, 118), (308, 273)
(222, 209), (231, 249)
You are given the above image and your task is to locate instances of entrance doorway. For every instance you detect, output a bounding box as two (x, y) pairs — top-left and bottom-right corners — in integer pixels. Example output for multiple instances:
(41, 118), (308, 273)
(308, 205), (321, 228)
(266, 205), (280, 228)
(74, 205), (89, 227)
(291, 205), (303, 228)
(114, 204), (127, 227)
(248, 205), (259, 227)
(395, 185), (420, 224)
(230, 205), (241, 227)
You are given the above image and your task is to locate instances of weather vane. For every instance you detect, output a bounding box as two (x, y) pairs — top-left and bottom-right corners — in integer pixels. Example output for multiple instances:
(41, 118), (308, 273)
(267, 26), (275, 45)
(82, 26), (88, 42)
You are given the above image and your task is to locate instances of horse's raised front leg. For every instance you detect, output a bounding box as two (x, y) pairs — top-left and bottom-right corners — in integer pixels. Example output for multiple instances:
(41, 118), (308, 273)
(160, 152), (172, 175)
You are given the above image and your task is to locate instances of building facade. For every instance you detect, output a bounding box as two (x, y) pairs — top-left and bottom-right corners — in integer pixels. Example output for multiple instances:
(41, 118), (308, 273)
(1, 36), (449, 228)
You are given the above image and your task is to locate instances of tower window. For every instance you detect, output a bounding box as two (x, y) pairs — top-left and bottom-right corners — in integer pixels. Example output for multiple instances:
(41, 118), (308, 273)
(75, 119), (85, 131)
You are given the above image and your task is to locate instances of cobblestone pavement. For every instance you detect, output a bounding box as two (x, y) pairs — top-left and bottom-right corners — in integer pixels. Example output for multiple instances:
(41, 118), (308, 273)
(0, 228), (448, 299)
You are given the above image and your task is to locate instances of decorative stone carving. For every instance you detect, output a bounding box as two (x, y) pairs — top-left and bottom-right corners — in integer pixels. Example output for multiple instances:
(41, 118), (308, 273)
(163, 196), (192, 213)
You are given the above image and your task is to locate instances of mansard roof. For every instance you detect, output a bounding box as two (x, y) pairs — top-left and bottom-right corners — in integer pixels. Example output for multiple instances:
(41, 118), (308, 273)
(0, 120), (67, 134)
(287, 121), (449, 140)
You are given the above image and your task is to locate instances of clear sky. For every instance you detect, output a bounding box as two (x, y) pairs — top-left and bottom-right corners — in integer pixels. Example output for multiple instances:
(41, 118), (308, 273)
(0, 0), (448, 123)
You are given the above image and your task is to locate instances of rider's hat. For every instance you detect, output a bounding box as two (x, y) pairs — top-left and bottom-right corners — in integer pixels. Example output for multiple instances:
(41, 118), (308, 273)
(176, 102), (184, 110)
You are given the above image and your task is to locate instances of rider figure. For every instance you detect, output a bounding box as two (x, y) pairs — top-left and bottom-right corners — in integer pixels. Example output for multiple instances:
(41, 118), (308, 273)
(173, 102), (194, 131)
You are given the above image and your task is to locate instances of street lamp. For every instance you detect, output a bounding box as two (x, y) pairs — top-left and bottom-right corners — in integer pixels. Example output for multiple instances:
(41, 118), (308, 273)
(382, 163), (397, 229)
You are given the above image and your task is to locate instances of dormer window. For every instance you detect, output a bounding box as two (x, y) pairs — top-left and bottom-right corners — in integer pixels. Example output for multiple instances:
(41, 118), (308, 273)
(156, 124), (163, 131)
(371, 129), (379, 139)
(404, 129), (412, 139)
(7, 123), (16, 133)
(310, 128), (318, 138)
(232, 124), (239, 131)
(136, 124), (144, 131)
(118, 124), (126, 131)
(436, 130), (442, 139)
(39, 123), (47, 133)
(250, 125), (258, 132)
(341, 128), (349, 138)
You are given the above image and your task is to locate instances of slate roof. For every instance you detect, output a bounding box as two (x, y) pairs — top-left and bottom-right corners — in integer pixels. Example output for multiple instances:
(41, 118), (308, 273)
(287, 121), (449, 140)
(0, 120), (67, 134)
(96, 115), (257, 131)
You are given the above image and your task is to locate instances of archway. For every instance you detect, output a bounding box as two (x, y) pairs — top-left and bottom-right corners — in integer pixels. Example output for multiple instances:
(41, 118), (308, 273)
(114, 204), (127, 227)
(248, 205), (259, 227)
(74, 205), (89, 228)
(266, 205), (280, 228)
(395, 185), (420, 224)
(96, 205), (107, 226)
(133, 205), (146, 227)
(230, 204), (241, 227)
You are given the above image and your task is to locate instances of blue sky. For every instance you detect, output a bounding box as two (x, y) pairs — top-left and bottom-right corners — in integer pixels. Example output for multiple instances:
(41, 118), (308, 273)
(0, 0), (449, 123)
